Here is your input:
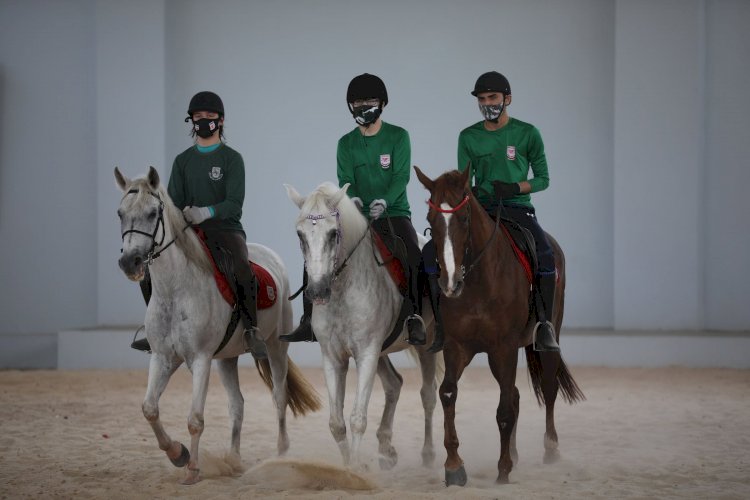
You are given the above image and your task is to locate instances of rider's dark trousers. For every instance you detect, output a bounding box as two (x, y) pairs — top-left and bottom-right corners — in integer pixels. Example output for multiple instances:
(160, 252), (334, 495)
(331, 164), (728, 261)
(372, 216), (422, 316)
(201, 228), (257, 328)
(497, 204), (555, 275)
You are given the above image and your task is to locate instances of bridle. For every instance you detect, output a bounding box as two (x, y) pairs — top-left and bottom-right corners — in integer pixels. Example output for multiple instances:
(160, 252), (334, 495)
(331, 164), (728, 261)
(427, 192), (501, 280)
(120, 189), (188, 265)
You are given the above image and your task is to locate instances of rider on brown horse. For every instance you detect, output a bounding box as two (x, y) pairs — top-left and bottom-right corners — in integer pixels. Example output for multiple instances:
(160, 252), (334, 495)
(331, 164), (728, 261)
(457, 71), (560, 352)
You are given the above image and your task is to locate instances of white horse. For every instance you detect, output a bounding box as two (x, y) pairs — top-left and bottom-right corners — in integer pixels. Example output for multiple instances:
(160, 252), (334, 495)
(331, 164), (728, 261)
(285, 181), (442, 469)
(115, 167), (320, 484)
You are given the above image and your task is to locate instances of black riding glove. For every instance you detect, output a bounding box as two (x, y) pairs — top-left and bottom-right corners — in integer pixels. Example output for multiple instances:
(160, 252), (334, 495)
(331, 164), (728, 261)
(492, 181), (521, 200)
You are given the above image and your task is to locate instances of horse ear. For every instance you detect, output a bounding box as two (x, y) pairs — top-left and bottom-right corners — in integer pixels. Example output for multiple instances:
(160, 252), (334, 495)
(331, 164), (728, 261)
(284, 183), (306, 208)
(147, 166), (160, 190)
(413, 166), (434, 192)
(114, 166), (129, 191)
(330, 183), (350, 207)
(459, 165), (472, 189)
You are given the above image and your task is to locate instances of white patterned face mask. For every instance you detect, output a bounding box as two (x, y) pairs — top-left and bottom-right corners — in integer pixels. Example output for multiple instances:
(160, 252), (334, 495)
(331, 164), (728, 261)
(479, 102), (503, 122)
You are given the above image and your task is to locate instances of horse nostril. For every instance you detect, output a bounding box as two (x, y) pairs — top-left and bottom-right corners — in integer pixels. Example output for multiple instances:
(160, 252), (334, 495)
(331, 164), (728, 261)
(133, 256), (142, 267)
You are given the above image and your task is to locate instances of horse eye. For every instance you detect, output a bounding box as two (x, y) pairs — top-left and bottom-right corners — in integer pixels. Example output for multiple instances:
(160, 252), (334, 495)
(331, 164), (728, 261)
(328, 230), (338, 243)
(459, 215), (469, 225)
(147, 210), (157, 220)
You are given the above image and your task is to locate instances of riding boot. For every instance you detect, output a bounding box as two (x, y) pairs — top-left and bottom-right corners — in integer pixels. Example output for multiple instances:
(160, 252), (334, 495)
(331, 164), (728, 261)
(426, 273), (445, 352)
(241, 273), (267, 359)
(131, 268), (152, 352)
(532, 272), (561, 352)
(404, 265), (426, 346)
(279, 293), (316, 342)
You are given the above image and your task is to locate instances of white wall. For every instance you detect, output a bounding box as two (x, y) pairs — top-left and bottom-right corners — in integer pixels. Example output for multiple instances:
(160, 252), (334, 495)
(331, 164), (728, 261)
(1, 0), (748, 368)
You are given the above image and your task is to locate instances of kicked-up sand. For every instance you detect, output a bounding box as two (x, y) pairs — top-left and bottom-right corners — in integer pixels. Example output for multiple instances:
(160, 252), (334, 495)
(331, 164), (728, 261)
(1, 364), (749, 499)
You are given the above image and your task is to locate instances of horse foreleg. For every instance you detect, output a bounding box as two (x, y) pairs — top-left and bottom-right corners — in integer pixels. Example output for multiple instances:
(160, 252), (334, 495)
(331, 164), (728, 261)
(142, 355), (187, 472)
(182, 355), (212, 485)
(375, 356), (403, 470)
(321, 353), (350, 465)
(216, 357), (243, 462)
(440, 346), (472, 486)
(510, 386), (520, 464)
(265, 339), (290, 455)
(416, 347), (438, 467)
(349, 352), (380, 468)
(488, 348), (519, 484)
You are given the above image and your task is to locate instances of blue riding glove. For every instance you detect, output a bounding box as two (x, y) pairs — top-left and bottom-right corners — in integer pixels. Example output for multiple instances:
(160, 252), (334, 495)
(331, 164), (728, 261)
(183, 206), (214, 224)
(369, 199), (387, 219)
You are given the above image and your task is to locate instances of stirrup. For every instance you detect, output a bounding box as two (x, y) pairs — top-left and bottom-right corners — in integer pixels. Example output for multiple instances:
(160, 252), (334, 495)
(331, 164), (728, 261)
(244, 327), (267, 360)
(405, 314), (427, 346)
(532, 321), (560, 352)
(130, 325), (151, 353)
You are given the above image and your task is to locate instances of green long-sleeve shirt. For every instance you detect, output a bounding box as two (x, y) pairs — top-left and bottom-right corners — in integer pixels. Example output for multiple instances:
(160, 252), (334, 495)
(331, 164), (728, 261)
(457, 117), (549, 208)
(337, 121), (412, 218)
(167, 143), (245, 234)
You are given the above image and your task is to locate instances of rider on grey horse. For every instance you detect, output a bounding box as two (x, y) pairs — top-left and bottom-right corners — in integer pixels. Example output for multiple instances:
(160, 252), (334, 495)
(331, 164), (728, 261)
(132, 91), (266, 359)
(281, 74), (444, 350)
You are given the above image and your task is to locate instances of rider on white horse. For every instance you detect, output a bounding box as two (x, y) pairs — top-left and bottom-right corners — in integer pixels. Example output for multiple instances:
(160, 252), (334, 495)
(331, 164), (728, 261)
(132, 91), (266, 358)
(282, 73), (442, 348)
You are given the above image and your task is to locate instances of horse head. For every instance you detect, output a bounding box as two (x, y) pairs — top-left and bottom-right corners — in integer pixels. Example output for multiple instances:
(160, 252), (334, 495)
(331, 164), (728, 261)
(285, 182), (365, 304)
(115, 166), (166, 281)
(414, 166), (474, 298)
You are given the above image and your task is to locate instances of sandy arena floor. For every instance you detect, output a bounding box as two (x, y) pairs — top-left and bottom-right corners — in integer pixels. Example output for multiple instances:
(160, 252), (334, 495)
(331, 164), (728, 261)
(1, 364), (748, 499)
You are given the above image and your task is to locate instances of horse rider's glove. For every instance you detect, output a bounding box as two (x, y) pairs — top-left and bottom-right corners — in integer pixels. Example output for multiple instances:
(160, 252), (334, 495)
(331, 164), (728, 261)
(183, 206), (214, 224)
(350, 197), (363, 209)
(492, 181), (521, 200)
(369, 199), (387, 219)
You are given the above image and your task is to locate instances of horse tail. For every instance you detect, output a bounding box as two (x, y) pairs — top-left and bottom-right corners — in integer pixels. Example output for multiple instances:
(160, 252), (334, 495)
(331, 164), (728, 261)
(255, 357), (322, 417)
(524, 346), (585, 406)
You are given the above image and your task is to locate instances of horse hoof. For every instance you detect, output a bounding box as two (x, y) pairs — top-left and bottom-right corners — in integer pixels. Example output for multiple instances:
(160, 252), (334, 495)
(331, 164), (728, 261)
(445, 465), (467, 487)
(169, 443), (190, 468)
(543, 449), (560, 464)
(180, 469), (201, 485)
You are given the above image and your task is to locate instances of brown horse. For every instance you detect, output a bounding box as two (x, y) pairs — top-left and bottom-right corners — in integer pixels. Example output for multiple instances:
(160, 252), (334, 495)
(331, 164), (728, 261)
(414, 166), (584, 486)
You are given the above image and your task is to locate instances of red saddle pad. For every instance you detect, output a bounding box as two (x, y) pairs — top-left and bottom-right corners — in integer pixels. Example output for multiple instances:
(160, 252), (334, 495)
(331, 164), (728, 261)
(371, 230), (408, 294)
(193, 228), (277, 310)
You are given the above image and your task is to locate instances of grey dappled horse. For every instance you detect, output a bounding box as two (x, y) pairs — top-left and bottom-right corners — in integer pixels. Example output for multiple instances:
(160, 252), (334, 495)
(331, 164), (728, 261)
(115, 167), (320, 484)
(285, 181), (442, 470)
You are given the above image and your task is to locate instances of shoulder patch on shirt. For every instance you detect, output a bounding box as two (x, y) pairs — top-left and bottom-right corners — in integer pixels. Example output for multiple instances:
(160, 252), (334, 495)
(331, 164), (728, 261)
(209, 166), (224, 181)
(380, 154), (391, 169)
(506, 146), (516, 161)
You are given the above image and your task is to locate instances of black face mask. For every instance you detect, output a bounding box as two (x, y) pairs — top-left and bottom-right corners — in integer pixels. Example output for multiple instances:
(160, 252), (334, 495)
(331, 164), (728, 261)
(351, 104), (381, 126)
(192, 117), (221, 138)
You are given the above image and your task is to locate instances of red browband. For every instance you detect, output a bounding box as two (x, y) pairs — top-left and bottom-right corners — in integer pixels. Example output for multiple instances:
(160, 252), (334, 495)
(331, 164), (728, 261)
(427, 194), (470, 214)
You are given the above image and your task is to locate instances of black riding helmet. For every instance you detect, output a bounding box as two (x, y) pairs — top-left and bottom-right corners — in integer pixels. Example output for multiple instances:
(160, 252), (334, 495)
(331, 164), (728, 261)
(347, 73), (388, 106)
(185, 91), (224, 122)
(471, 71), (511, 97)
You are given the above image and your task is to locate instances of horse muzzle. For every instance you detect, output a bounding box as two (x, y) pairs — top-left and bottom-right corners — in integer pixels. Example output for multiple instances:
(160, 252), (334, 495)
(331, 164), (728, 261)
(305, 279), (332, 305)
(439, 275), (464, 298)
(118, 253), (146, 282)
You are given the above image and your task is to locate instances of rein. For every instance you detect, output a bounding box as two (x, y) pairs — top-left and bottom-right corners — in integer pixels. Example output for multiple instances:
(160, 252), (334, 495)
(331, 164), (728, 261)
(120, 189), (190, 265)
(426, 193), (501, 280)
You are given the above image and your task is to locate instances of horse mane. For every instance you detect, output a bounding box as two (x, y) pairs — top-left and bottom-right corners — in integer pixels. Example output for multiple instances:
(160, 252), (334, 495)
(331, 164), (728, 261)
(127, 177), (213, 275)
(299, 182), (369, 253)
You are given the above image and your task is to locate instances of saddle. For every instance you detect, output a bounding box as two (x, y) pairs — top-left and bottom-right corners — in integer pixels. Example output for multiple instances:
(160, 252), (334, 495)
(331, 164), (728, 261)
(193, 228), (277, 310)
(371, 229), (408, 294)
(496, 215), (536, 284)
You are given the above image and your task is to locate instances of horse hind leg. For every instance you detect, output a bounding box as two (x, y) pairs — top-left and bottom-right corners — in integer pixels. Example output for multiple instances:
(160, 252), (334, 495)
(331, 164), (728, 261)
(216, 357), (244, 466)
(375, 355), (402, 470)
(540, 351), (562, 464)
(142, 356), (190, 474)
(263, 337), (291, 455)
(510, 386), (520, 464)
